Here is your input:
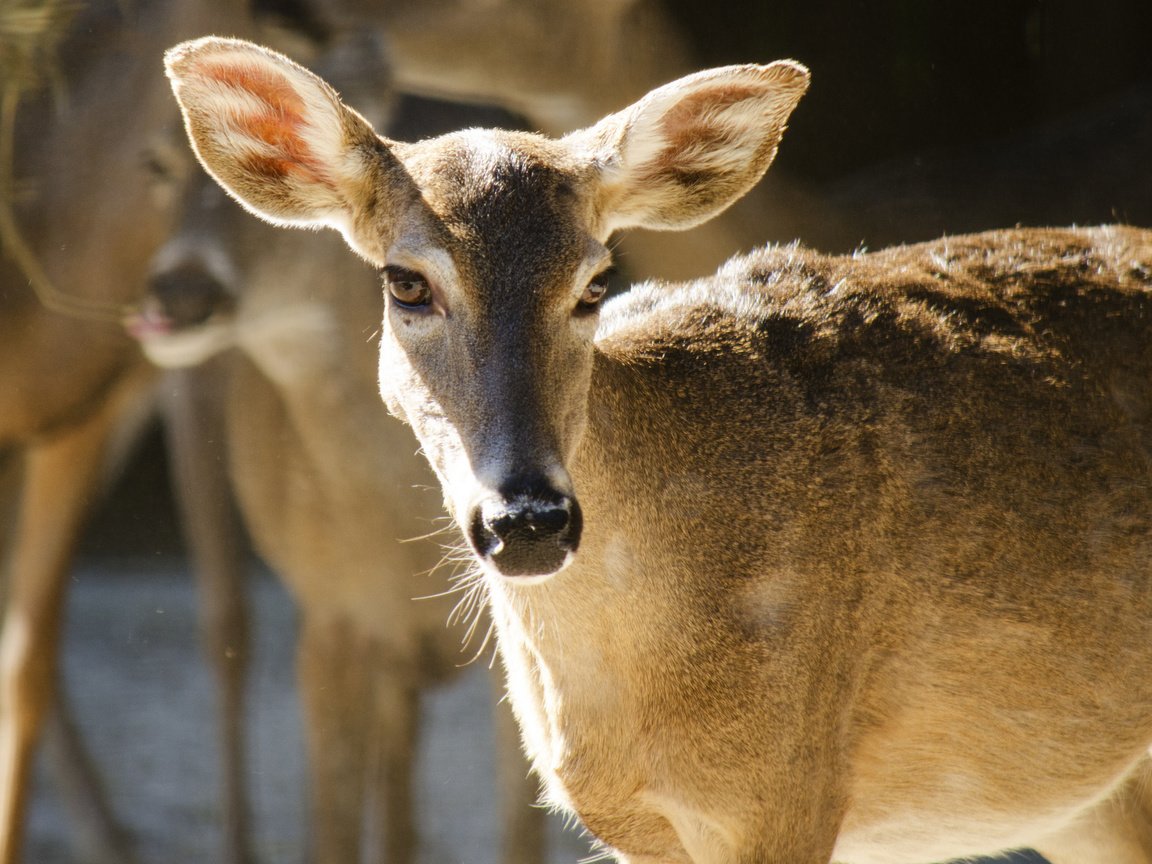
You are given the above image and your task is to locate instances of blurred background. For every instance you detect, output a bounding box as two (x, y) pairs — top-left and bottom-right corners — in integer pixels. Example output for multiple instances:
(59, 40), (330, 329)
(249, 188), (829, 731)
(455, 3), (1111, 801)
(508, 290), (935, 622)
(3, 0), (1149, 862)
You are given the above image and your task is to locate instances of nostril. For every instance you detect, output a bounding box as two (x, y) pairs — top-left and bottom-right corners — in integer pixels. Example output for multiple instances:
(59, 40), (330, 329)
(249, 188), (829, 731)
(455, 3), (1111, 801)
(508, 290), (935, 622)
(467, 488), (582, 579)
(486, 499), (570, 541)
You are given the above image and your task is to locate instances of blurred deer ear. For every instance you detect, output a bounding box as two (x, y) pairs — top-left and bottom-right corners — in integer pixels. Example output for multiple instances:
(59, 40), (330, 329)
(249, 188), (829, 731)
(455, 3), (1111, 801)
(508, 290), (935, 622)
(164, 37), (407, 248)
(572, 61), (809, 234)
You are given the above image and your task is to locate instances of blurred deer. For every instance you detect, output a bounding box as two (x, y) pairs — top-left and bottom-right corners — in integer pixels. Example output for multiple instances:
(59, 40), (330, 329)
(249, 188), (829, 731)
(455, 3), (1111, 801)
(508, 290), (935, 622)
(0, 2), (250, 862)
(169, 37), (1152, 864)
(133, 36), (544, 864)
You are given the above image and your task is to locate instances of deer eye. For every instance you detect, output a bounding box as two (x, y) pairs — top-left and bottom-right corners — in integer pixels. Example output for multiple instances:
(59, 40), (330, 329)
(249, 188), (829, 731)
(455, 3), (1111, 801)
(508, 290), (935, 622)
(576, 269), (613, 314)
(384, 266), (433, 309)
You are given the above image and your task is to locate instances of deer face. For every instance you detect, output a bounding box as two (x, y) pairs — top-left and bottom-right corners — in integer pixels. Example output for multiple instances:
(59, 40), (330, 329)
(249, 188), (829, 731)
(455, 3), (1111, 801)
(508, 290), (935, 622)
(164, 37), (808, 579)
(131, 161), (242, 369)
(376, 133), (610, 577)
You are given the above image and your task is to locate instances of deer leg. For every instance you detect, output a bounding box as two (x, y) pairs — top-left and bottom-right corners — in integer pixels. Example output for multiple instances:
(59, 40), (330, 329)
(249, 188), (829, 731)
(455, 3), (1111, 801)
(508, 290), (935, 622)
(492, 678), (546, 864)
(297, 616), (371, 864)
(0, 370), (148, 864)
(1033, 761), (1152, 864)
(162, 363), (254, 864)
(369, 671), (419, 864)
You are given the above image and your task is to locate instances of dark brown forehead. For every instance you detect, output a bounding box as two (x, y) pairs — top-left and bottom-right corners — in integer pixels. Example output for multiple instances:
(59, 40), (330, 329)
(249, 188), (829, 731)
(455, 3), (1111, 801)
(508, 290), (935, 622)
(399, 130), (594, 301)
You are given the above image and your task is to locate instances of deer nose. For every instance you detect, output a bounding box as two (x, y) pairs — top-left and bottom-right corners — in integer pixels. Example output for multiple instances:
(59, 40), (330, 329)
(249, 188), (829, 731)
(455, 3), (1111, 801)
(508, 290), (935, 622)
(145, 263), (235, 331)
(468, 478), (582, 579)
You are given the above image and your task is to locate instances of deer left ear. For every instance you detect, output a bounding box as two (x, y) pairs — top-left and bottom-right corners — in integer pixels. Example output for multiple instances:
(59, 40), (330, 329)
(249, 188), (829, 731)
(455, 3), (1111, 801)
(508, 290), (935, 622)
(572, 61), (809, 235)
(164, 37), (406, 252)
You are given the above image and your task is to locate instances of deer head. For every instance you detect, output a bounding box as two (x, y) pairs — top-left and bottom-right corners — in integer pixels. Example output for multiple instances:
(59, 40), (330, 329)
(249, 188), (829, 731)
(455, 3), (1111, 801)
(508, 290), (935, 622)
(164, 37), (808, 579)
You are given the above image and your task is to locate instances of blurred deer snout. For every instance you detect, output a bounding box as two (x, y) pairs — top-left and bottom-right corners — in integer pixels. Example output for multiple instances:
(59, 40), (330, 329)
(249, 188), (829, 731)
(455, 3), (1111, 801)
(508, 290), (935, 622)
(142, 262), (236, 333)
(468, 477), (582, 579)
(128, 261), (238, 368)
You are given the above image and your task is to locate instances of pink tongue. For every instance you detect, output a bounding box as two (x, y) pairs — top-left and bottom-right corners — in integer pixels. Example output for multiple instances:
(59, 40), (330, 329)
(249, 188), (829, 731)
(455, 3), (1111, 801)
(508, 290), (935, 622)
(124, 308), (174, 340)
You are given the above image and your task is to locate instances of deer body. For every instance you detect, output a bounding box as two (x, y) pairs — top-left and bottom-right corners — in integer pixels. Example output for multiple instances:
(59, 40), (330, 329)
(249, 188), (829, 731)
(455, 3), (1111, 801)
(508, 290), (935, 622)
(167, 38), (1152, 863)
(216, 258), (471, 864)
(487, 229), (1152, 864)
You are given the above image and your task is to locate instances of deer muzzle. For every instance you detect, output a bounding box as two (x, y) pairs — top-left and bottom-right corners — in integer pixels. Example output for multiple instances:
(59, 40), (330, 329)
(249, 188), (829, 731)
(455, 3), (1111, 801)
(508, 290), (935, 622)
(467, 477), (582, 579)
(140, 261), (236, 334)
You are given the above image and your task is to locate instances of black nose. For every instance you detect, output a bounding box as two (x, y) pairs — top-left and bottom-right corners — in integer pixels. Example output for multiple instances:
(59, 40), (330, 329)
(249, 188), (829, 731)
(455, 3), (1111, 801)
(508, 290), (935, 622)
(468, 479), (582, 578)
(147, 263), (235, 330)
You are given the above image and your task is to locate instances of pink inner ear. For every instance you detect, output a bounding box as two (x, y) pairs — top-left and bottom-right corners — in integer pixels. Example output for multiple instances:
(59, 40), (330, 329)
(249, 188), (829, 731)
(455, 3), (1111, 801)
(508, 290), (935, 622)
(197, 59), (333, 188)
(655, 84), (763, 163)
(200, 60), (308, 117)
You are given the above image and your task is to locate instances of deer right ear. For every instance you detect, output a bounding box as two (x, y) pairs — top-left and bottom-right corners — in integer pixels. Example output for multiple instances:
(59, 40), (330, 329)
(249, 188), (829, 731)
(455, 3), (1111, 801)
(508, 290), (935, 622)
(572, 61), (809, 235)
(164, 37), (405, 254)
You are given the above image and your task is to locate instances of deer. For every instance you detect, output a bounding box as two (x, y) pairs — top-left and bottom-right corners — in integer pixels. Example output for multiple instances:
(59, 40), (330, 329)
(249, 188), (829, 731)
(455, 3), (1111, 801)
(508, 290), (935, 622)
(132, 36), (545, 857)
(166, 36), (1152, 864)
(0, 2), (253, 863)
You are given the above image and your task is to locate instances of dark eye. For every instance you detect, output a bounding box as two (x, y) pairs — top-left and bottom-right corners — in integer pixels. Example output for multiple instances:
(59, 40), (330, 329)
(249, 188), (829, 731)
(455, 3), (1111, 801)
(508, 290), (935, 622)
(384, 265), (433, 309)
(577, 269), (613, 313)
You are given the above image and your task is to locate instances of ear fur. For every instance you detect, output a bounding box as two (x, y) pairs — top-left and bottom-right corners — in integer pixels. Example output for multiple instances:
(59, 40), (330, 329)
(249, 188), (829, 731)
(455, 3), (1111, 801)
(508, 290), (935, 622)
(164, 37), (397, 237)
(572, 61), (810, 234)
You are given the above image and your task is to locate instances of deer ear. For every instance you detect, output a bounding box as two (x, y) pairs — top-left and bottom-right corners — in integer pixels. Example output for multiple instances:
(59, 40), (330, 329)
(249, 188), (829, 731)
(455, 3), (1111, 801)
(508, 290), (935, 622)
(164, 37), (404, 249)
(574, 61), (809, 234)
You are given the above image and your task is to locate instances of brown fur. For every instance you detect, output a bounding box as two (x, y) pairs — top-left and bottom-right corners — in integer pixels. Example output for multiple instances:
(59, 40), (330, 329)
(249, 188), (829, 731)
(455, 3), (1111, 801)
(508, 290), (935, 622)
(546, 226), (1152, 863)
